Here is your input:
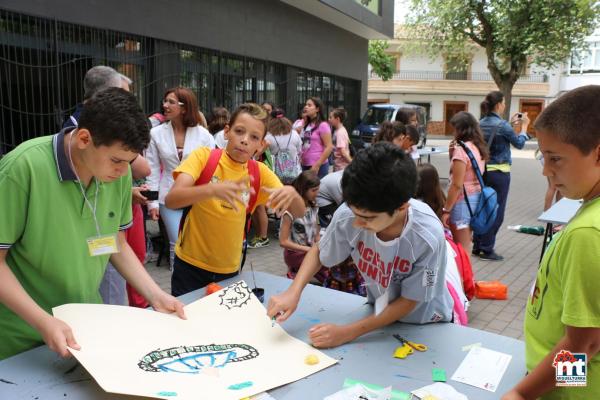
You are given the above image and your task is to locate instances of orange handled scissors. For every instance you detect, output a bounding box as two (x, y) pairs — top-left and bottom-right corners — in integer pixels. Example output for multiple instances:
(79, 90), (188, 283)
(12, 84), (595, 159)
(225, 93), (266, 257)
(393, 334), (428, 352)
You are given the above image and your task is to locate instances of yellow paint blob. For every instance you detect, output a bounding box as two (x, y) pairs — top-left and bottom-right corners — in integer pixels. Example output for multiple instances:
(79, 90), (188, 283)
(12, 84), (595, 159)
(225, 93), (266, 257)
(304, 354), (319, 365)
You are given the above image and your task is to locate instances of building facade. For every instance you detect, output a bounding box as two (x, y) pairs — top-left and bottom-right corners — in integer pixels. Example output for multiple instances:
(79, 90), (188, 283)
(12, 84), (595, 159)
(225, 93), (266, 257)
(368, 24), (600, 136)
(0, 0), (393, 153)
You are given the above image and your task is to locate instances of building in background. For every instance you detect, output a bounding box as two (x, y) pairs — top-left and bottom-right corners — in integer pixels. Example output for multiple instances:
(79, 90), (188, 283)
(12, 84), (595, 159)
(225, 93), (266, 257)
(0, 0), (394, 153)
(368, 24), (600, 136)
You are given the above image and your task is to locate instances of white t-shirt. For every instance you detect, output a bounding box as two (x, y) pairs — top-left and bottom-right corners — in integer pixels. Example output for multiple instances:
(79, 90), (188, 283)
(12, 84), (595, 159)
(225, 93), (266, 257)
(214, 130), (227, 149)
(319, 199), (454, 324)
(316, 170), (344, 208)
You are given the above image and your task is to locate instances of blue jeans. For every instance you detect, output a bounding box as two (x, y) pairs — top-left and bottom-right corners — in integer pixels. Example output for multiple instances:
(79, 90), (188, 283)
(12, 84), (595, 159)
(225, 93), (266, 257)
(450, 193), (480, 230)
(159, 204), (183, 268)
(473, 171), (510, 253)
(99, 262), (127, 305)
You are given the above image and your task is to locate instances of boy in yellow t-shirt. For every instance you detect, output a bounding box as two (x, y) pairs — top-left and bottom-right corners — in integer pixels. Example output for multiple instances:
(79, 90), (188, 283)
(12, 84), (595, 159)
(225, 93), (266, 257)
(502, 85), (600, 400)
(165, 103), (305, 296)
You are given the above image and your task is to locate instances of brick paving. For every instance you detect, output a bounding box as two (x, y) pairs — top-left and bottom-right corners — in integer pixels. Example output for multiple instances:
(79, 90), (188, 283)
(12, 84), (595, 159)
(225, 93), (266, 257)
(146, 138), (547, 341)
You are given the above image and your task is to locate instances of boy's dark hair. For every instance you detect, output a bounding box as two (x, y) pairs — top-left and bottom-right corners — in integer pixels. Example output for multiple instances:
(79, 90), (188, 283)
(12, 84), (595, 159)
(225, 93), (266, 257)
(342, 142), (416, 215)
(292, 170), (321, 207)
(416, 163), (446, 219)
(534, 85), (600, 155)
(229, 103), (268, 138)
(374, 121), (405, 143)
(480, 90), (504, 118)
(405, 125), (420, 146)
(449, 111), (489, 160)
(331, 108), (347, 123)
(79, 87), (149, 153)
(207, 107), (230, 134)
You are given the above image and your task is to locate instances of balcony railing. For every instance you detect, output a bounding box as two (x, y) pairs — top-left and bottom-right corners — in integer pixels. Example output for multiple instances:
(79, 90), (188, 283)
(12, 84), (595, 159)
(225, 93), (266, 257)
(369, 70), (548, 83)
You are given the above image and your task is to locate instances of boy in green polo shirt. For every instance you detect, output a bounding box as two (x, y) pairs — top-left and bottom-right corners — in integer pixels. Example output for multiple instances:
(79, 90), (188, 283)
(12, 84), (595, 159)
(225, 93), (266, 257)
(502, 85), (600, 399)
(0, 88), (185, 361)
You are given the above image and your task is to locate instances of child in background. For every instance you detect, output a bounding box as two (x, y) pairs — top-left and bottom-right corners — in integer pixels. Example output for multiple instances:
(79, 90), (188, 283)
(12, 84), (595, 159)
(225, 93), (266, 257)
(441, 111), (488, 256)
(266, 109), (302, 185)
(373, 121), (405, 147)
(329, 108), (352, 171)
(416, 163), (446, 220)
(279, 171), (329, 284)
(165, 103), (305, 296)
(301, 97), (333, 179)
(502, 85), (600, 400)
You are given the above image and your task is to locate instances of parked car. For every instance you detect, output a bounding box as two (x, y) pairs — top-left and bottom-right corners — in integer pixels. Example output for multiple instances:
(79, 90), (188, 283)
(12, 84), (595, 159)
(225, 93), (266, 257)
(350, 103), (428, 150)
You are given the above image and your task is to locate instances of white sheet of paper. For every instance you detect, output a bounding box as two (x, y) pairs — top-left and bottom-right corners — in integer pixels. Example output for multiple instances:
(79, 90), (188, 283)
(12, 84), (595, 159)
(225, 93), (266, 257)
(324, 383), (392, 400)
(411, 382), (469, 400)
(451, 347), (512, 392)
(53, 281), (337, 400)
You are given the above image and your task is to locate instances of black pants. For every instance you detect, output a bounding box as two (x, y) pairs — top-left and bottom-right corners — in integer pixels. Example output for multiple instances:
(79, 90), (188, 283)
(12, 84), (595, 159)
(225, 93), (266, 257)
(473, 170), (511, 253)
(171, 255), (239, 297)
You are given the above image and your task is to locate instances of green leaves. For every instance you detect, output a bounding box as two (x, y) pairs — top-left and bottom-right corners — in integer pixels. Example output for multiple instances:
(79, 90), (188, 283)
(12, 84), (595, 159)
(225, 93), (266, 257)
(403, 0), (599, 116)
(368, 40), (395, 81)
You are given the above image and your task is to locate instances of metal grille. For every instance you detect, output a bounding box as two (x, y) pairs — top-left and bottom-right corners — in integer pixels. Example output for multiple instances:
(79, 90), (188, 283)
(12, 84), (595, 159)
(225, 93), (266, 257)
(0, 9), (361, 154)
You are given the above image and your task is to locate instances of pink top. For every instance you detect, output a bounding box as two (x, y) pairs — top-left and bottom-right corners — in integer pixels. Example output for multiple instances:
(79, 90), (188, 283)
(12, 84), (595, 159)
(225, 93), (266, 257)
(333, 126), (350, 171)
(301, 121), (331, 166)
(450, 141), (485, 200)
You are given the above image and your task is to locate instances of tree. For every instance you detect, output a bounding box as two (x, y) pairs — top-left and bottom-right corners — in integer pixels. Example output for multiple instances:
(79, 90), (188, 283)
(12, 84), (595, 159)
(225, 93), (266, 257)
(368, 40), (395, 81)
(403, 0), (599, 118)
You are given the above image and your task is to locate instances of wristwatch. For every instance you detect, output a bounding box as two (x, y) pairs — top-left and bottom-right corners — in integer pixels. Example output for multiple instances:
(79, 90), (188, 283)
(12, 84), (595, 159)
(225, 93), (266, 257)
(442, 207), (451, 214)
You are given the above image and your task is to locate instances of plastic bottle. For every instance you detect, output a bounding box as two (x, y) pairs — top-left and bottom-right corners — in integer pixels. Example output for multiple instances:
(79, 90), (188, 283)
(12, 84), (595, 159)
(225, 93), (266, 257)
(507, 225), (545, 235)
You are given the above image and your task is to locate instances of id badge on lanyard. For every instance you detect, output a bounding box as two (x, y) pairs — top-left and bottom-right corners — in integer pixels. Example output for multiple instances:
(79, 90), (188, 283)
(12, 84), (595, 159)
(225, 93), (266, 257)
(87, 233), (119, 257)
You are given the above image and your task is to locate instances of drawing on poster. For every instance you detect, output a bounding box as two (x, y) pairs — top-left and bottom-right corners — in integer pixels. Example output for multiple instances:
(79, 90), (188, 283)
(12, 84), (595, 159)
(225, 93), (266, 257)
(138, 344), (259, 374)
(219, 281), (252, 309)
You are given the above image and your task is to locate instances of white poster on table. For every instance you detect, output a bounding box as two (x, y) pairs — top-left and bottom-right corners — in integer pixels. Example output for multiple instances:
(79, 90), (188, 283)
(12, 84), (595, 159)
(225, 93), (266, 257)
(53, 281), (337, 400)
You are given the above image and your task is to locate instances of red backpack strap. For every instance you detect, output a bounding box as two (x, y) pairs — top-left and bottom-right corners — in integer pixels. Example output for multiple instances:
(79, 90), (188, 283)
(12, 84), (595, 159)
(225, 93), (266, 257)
(246, 159), (261, 214)
(179, 148), (223, 236)
(196, 148), (223, 186)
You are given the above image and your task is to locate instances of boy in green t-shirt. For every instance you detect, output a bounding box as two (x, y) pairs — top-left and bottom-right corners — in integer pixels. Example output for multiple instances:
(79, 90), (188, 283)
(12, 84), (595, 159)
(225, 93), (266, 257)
(503, 85), (600, 399)
(0, 88), (185, 361)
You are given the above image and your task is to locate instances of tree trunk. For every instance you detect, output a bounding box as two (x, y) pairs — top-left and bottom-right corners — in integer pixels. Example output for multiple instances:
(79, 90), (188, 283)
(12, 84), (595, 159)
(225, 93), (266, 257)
(498, 79), (516, 120)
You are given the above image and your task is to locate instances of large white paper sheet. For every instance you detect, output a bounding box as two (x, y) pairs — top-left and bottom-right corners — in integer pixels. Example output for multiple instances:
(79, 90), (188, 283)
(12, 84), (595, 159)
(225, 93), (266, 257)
(451, 347), (512, 392)
(53, 281), (337, 399)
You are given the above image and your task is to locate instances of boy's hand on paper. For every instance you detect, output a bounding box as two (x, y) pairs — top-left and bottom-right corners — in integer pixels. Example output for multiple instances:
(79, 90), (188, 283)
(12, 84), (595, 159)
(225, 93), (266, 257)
(264, 186), (296, 216)
(150, 291), (187, 320)
(309, 323), (353, 348)
(39, 315), (81, 358)
(501, 390), (526, 400)
(213, 178), (251, 212)
(267, 289), (300, 322)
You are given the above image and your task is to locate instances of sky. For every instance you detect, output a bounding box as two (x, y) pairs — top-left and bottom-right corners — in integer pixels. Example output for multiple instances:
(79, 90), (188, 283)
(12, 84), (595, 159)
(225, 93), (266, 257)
(394, 0), (409, 23)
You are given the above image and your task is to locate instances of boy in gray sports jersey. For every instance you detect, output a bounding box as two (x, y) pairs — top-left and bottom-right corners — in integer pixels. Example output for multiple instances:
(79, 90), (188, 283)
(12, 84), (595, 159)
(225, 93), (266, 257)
(268, 142), (453, 348)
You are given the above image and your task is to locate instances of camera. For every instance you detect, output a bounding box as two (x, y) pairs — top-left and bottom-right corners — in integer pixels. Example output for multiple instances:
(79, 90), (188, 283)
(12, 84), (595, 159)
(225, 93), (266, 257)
(140, 190), (159, 201)
(516, 113), (523, 119)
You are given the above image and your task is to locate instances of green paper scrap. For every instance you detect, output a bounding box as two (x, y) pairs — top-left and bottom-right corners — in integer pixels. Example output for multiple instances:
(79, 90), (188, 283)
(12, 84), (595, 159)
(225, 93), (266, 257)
(432, 368), (447, 382)
(343, 378), (411, 400)
(461, 342), (482, 351)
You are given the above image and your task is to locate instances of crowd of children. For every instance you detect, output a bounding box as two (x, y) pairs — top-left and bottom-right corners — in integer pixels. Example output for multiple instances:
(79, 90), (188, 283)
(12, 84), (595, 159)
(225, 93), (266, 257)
(1, 62), (598, 399)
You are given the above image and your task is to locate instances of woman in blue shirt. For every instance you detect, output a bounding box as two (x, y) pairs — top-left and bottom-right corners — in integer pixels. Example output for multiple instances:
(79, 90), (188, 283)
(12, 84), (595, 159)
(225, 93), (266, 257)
(473, 91), (532, 261)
